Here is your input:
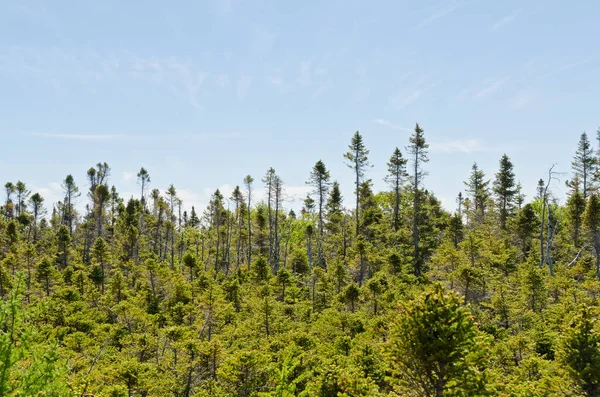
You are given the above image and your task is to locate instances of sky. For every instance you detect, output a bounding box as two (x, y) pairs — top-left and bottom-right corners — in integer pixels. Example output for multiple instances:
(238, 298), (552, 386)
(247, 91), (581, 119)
(1, 0), (599, 215)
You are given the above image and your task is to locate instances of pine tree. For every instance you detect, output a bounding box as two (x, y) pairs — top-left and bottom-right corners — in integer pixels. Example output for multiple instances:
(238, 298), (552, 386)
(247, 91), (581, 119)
(407, 123), (429, 276)
(385, 147), (408, 232)
(135, 167), (150, 263)
(189, 206), (200, 228)
(3, 182), (15, 220)
(493, 154), (517, 229)
(562, 309), (600, 396)
(244, 175), (254, 269)
(307, 160), (331, 268)
(29, 192), (45, 242)
(344, 131), (370, 238)
(15, 181), (30, 217)
(388, 284), (487, 396)
(573, 132), (596, 199)
(325, 181), (343, 234)
(464, 163), (490, 221)
(583, 194), (600, 279)
(566, 175), (586, 246)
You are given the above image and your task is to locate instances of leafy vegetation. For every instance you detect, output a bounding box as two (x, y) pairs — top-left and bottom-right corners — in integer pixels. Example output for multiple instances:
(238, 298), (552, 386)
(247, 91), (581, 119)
(2, 128), (600, 396)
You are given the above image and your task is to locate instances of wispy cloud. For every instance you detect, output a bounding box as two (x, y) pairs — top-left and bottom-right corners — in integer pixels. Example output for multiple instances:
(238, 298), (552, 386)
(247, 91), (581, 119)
(419, 1), (463, 27)
(373, 119), (412, 132)
(132, 57), (207, 108)
(430, 139), (485, 153)
(123, 171), (136, 183)
(473, 76), (510, 100)
(492, 13), (517, 30)
(31, 182), (63, 212)
(31, 132), (135, 141)
(508, 90), (535, 110)
(540, 60), (588, 80)
(389, 83), (436, 110)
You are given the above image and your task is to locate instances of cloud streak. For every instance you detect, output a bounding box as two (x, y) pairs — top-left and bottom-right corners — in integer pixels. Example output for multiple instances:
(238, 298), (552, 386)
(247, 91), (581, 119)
(492, 13), (516, 30)
(389, 83), (436, 110)
(473, 76), (510, 100)
(430, 139), (485, 153)
(508, 90), (535, 110)
(419, 1), (463, 27)
(31, 132), (136, 141)
(373, 119), (411, 132)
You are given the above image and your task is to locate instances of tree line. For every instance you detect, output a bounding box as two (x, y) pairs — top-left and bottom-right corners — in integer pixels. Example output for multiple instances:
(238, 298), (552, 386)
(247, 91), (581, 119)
(1, 126), (600, 396)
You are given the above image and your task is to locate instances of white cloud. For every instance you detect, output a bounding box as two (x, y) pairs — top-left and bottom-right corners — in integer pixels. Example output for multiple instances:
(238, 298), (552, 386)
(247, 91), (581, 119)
(430, 139), (485, 153)
(419, 1), (463, 27)
(284, 186), (312, 203)
(492, 14), (516, 30)
(540, 60), (588, 80)
(389, 84), (435, 110)
(132, 57), (207, 108)
(123, 171), (135, 183)
(31, 182), (63, 213)
(373, 119), (411, 132)
(31, 132), (134, 141)
(509, 90), (535, 110)
(473, 76), (510, 100)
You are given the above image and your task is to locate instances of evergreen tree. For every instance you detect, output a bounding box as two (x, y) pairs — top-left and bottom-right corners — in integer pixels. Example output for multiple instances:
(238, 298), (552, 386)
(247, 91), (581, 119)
(388, 284), (488, 396)
(567, 175), (586, 246)
(325, 181), (343, 234)
(244, 175), (254, 269)
(3, 182), (15, 220)
(385, 147), (408, 232)
(407, 123), (429, 276)
(344, 131), (370, 238)
(562, 309), (600, 396)
(464, 162), (490, 221)
(29, 192), (45, 242)
(307, 160), (331, 268)
(135, 167), (150, 263)
(493, 154), (517, 229)
(15, 181), (30, 217)
(583, 194), (600, 279)
(61, 174), (79, 235)
(572, 132), (596, 199)
(0, 278), (69, 395)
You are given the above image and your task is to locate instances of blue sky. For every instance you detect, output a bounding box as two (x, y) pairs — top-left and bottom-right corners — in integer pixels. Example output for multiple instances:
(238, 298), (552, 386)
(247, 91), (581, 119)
(1, 0), (599, 213)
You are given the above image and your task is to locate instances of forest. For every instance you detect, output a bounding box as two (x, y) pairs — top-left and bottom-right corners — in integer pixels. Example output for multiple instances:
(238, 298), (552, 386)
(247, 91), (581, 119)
(2, 126), (600, 396)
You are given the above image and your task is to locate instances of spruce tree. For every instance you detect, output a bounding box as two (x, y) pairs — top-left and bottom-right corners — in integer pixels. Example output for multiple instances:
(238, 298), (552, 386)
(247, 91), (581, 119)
(573, 132), (596, 199)
(135, 167), (150, 264)
(388, 284), (487, 396)
(583, 194), (600, 279)
(243, 175), (254, 269)
(567, 175), (586, 246)
(344, 131), (370, 238)
(464, 163), (490, 221)
(307, 160), (331, 268)
(385, 147), (408, 232)
(562, 309), (600, 396)
(407, 123), (429, 276)
(493, 154), (517, 229)
(62, 174), (80, 235)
